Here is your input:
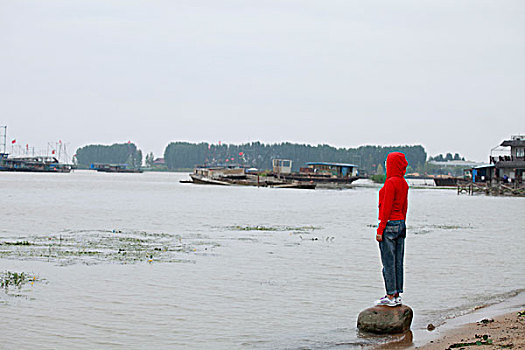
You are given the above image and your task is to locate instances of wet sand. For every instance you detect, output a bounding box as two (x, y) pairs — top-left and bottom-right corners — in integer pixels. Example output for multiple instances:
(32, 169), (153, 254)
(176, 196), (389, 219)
(416, 310), (525, 350)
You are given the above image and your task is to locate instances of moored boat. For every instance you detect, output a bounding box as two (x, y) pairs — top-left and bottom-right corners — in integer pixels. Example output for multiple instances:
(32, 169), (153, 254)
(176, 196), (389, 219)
(271, 160), (359, 187)
(432, 176), (463, 187)
(0, 154), (73, 173)
(91, 163), (143, 173)
(183, 165), (315, 189)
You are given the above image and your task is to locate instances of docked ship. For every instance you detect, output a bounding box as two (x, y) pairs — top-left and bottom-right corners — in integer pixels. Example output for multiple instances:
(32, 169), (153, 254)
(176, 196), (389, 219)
(91, 163), (143, 173)
(0, 126), (73, 173)
(271, 159), (360, 187)
(0, 154), (73, 173)
(185, 164), (316, 189)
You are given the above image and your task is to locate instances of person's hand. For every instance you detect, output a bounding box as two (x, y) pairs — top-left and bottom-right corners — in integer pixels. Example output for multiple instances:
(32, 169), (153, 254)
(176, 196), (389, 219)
(376, 234), (383, 242)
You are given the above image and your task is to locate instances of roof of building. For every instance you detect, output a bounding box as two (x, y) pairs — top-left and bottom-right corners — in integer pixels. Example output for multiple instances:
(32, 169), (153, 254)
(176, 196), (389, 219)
(306, 162), (357, 168)
(473, 164), (495, 169)
(428, 160), (483, 167)
(501, 139), (525, 147)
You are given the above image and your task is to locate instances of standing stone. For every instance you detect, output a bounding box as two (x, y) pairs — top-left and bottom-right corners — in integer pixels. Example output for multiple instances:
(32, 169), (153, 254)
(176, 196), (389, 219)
(357, 305), (413, 334)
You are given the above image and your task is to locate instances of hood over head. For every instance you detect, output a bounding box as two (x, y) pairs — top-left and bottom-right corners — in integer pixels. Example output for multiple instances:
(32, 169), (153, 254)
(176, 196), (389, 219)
(386, 152), (408, 178)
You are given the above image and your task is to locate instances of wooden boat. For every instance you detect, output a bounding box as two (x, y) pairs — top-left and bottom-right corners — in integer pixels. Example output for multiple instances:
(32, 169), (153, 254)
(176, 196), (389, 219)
(433, 176), (463, 187)
(271, 182), (316, 189)
(189, 174), (231, 185)
(272, 160), (359, 187)
(182, 165), (315, 189)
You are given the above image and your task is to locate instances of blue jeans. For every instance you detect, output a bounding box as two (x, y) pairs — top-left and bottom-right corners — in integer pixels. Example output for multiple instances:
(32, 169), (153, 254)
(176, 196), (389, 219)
(379, 220), (406, 295)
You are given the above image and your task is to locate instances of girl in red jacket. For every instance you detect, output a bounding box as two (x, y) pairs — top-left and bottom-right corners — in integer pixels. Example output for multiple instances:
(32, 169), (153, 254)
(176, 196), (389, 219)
(375, 152), (409, 307)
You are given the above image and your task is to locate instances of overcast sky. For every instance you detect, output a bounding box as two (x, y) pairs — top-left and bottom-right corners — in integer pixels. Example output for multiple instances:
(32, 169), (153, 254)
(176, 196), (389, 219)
(1, 0), (524, 162)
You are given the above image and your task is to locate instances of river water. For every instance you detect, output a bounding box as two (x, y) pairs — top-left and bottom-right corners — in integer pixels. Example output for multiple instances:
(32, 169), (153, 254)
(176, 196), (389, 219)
(0, 171), (523, 349)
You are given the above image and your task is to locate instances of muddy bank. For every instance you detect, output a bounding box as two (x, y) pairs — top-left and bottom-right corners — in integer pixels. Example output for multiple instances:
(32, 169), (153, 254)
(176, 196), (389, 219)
(416, 310), (525, 350)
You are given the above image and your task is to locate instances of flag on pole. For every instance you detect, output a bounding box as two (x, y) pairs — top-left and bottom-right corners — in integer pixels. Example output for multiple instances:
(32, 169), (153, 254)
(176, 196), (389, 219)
(11, 139), (16, 144)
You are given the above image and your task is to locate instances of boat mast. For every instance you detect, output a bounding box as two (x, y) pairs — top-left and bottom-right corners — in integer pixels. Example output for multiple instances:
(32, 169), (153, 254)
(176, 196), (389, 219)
(0, 125), (6, 154)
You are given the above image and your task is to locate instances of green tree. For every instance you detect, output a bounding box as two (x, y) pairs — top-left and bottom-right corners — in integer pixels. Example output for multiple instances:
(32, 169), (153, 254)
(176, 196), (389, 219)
(76, 143), (143, 168)
(163, 141), (427, 174)
(145, 152), (155, 167)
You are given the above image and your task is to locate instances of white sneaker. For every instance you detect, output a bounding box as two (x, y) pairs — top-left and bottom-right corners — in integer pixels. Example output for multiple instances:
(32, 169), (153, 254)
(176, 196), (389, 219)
(395, 296), (402, 305)
(375, 296), (397, 307)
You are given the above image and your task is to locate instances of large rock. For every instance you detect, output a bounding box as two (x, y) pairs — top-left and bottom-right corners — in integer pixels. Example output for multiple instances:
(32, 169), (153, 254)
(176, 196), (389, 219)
(357, 305), (413, 334)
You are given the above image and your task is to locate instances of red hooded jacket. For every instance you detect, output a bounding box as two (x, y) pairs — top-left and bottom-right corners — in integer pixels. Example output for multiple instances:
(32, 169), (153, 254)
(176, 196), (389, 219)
(377, 152), (409, 236)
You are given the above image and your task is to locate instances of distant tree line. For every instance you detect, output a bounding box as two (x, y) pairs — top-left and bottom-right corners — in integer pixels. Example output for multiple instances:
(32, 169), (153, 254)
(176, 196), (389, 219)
(164, 141), (427, 174)
(429, 153), (465, 162)
(75, 143), (143, 168)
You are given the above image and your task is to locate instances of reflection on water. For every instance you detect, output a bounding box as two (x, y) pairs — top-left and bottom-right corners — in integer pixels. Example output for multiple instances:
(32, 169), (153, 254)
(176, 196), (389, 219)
(0, 171), (523, 349)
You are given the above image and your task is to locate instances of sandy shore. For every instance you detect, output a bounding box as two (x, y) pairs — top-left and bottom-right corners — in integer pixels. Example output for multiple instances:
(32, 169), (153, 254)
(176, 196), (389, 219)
(415, 310), (525, 350)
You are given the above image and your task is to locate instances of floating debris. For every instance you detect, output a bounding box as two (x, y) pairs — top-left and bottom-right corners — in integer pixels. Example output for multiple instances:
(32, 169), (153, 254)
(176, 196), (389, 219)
(478, 318), (494, 324)
(446, 334), (493, 349)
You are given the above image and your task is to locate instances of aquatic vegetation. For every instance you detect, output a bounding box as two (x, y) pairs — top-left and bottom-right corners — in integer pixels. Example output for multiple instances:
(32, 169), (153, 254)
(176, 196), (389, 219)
(0, 229), (219, 266)
(410, 223), (473, 235)
(1, 271), (42, 298)
(412, 229), (431, 235)
(234, 225), (279, 231)
(2, 241), (31, 246)
(368, 223), (472, 233)
(229, 225), (319, 232)
(1, 271), (32, 289)
(431, 224), (471, 230)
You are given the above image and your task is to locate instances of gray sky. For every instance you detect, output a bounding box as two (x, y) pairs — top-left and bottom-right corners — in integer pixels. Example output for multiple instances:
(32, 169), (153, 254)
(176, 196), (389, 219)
(1, 0), (524, 162)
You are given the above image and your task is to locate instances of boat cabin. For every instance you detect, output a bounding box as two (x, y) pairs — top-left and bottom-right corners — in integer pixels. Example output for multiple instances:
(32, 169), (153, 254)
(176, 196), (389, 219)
(272, 159), (292, 175)
(302, 162), (358, 178)
(490, 135), (525, 183)
(464, 164), (496, 183)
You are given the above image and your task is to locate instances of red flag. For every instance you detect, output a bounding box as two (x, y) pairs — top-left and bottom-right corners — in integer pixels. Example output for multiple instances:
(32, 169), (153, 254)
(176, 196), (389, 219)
(231, 157), (234, 161)
(59, 140), (62, 144)
(225, 159), (229, 162)
(52, 150), (56, 155)
(128, 140), (131, 144)
(11, 139), (16, 144)
(26, 144), (29, 150)
(218, 141), (221, 145)
(239, 152), (243, 156)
